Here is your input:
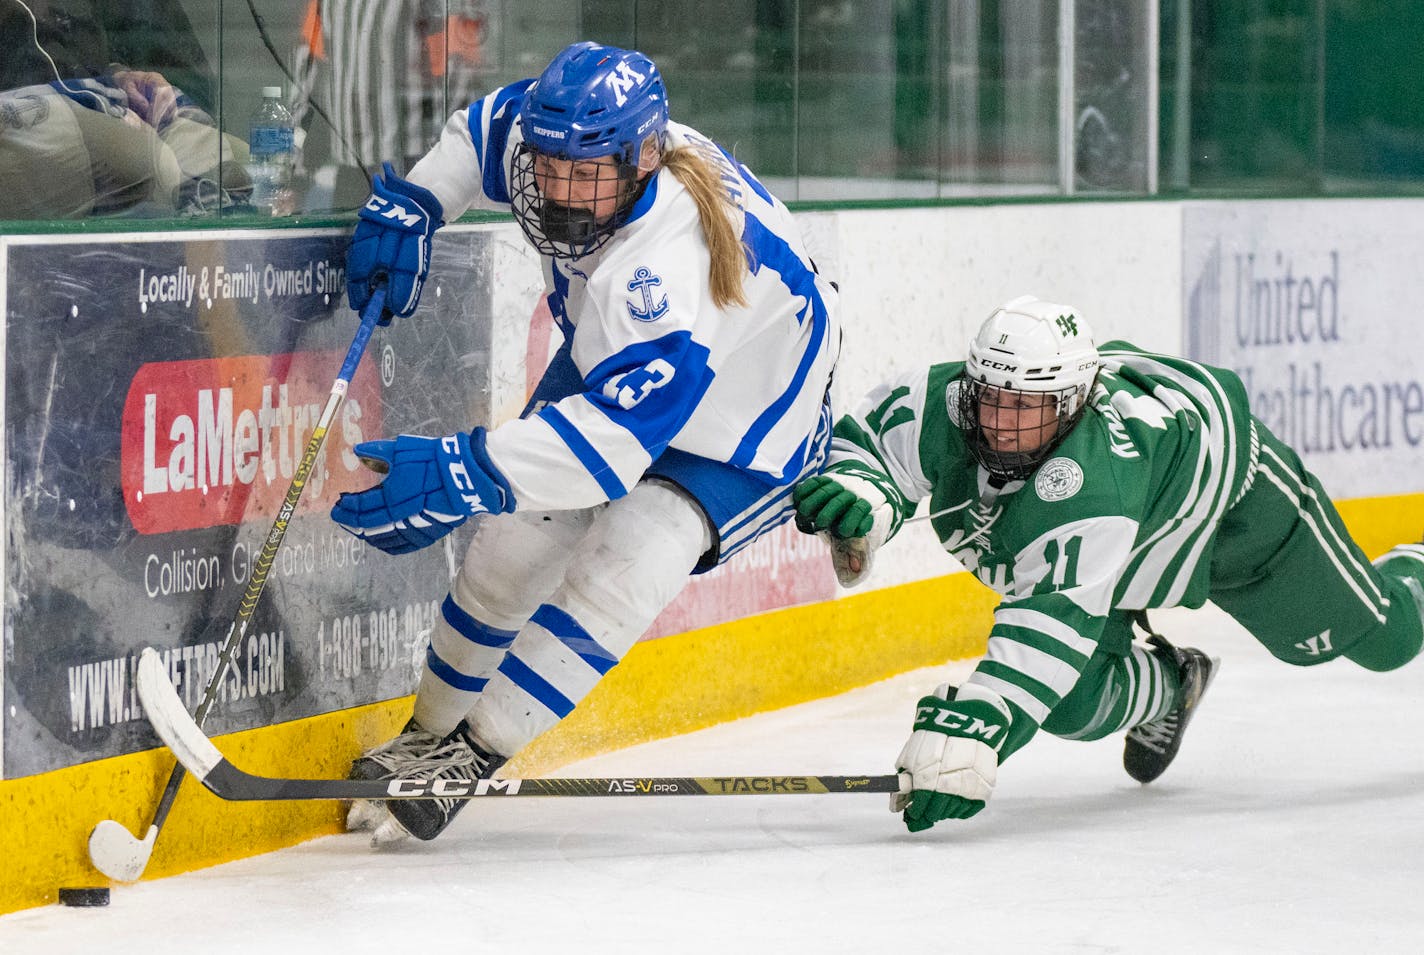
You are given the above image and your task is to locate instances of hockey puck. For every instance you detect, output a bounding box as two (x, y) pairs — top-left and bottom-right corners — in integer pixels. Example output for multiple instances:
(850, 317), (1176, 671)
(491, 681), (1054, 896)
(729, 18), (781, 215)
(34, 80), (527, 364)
(58, 887), (110, 907)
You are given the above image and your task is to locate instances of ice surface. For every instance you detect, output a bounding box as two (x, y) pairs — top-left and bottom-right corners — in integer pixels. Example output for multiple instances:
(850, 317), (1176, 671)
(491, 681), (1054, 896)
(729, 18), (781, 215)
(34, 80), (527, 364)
(4, 604), (1423, 953)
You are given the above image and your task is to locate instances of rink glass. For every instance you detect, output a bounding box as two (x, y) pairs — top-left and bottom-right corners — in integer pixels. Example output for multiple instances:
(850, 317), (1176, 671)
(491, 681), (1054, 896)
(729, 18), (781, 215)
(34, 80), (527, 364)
(0, 1), (1421, 225)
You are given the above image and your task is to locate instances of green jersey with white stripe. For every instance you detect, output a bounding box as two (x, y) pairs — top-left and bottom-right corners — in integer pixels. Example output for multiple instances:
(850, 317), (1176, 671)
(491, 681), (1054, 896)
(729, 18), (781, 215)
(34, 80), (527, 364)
(829, 341), (1257, 749)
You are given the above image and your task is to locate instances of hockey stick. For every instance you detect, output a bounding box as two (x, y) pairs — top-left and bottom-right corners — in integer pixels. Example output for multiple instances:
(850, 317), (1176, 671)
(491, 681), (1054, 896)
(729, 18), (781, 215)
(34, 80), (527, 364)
(88, 289), (387, 882)
(135, 647), (899, 801)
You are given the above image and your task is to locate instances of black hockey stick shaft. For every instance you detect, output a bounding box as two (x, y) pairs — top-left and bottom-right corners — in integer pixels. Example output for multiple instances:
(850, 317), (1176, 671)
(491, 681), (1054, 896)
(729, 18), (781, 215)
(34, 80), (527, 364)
(135, 289), (386, 839)
(212, 763), (898, 801)
(136, 647), (900, 802)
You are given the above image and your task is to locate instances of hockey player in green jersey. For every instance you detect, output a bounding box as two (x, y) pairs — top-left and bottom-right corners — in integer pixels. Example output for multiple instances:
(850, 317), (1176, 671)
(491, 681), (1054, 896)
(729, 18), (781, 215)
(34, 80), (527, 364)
(794, 294), (1424, 833)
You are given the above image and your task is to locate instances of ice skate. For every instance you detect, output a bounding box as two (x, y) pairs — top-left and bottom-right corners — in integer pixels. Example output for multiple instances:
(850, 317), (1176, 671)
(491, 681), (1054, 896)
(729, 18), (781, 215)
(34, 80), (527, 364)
(1123, 634), (1218, 784)
(348, 718), (507, 844)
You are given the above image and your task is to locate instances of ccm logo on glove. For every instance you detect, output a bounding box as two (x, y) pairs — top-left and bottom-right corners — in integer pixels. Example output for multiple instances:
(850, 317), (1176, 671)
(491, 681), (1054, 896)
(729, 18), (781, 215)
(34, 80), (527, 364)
(346, 162), (445, 319)
(917, 704), (1007, 744)
(442, 435), (492, 512)
(363, 195), (425, 229)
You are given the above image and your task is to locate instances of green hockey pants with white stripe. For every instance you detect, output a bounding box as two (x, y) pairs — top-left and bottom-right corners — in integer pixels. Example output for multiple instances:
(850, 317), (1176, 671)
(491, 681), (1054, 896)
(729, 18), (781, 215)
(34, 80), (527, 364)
(1208, 419), (1422, 671)
(1041, 417), (1422, 746)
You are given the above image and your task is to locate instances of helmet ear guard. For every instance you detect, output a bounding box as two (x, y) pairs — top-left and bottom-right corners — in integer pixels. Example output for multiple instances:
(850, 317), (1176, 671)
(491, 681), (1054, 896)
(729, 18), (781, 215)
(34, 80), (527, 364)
(959, 295), (1101, 481)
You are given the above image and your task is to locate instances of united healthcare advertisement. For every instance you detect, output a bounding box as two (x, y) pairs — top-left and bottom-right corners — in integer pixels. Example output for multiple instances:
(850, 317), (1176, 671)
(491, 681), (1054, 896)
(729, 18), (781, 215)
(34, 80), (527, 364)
(1183, 199), (1424, 499)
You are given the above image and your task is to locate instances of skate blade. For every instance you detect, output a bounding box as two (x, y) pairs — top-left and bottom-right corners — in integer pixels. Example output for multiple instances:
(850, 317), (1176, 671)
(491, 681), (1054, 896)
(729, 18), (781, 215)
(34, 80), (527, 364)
(371, 815), (413, 848)
(346, 799), (387, 833)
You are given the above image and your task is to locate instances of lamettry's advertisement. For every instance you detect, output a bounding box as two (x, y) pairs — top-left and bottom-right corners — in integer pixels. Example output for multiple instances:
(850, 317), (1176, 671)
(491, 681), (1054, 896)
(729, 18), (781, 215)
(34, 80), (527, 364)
(1, 227), (496, 777)
(1183, 199), (1424, 499)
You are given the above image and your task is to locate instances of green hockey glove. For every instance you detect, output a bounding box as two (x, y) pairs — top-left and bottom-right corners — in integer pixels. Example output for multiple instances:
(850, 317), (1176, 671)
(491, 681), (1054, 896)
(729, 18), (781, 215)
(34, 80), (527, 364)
(793, 474), (875, 538)
(792, 472), (894, 586)
(892, 683), (1012, 832)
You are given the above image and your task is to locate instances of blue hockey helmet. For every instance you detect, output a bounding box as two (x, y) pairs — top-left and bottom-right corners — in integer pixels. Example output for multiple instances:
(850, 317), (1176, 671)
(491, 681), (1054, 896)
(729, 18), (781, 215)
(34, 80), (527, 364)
(520, 42), (669, 165)
(510, 42), (669, 258)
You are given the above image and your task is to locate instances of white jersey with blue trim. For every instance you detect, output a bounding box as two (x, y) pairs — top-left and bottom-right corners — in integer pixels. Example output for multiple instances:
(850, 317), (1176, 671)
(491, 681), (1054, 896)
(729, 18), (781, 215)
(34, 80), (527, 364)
(406, 84), (841, 512)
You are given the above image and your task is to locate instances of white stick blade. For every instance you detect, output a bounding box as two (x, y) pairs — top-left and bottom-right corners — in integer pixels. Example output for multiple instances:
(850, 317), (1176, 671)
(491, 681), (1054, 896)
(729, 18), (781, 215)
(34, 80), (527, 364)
(136, 647), (224, 779)
(87, 820), (157, 882)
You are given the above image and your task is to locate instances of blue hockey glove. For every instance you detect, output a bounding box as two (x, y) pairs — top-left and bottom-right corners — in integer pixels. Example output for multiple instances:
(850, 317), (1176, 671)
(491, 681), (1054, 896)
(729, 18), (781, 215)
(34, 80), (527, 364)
(892, 684), (1012, 832)
(330, 430), (515, 555)
(346, 162), (444, 322)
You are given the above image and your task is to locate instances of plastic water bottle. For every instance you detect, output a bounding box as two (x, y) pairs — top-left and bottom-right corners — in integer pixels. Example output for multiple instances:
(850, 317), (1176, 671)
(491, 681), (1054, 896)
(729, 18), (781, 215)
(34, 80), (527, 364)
(248, 86), (295, 216)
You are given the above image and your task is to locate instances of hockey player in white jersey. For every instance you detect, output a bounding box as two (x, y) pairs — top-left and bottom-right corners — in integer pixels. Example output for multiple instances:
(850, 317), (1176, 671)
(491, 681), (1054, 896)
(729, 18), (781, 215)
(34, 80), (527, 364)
(794, 295), (1424, 832)
(330, 41), (840, 843)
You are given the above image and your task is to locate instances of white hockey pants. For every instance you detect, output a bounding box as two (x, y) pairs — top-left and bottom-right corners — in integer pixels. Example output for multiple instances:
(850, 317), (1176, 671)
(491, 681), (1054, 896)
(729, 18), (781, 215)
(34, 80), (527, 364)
(412, 481), (711, 757)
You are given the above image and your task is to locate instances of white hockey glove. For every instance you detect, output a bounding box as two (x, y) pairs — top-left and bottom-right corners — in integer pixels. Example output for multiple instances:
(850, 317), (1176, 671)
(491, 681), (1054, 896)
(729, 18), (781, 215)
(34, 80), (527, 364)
(892, 683), (1012, 832)
(791, 471), (894, 586)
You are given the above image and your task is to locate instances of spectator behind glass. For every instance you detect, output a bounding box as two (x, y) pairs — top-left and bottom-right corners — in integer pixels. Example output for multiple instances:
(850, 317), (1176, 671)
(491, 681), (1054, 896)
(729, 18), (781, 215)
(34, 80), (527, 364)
(0, 0), (250, 219)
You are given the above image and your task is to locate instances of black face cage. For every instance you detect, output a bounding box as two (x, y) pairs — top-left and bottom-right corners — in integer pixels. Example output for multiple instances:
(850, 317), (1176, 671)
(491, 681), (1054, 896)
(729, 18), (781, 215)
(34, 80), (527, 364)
(509, 142), (643, 259)
(957, 378), (1088, 481)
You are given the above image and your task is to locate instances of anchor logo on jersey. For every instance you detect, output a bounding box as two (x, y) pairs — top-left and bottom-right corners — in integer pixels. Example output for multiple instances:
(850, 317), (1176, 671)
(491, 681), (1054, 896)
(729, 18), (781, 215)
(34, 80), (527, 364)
(626, 267), (669, 322)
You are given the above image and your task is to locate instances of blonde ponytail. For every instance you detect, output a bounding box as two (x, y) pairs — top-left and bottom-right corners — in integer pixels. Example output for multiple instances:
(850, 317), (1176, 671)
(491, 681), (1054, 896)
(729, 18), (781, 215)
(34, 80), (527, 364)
(660, 146), (749, 310)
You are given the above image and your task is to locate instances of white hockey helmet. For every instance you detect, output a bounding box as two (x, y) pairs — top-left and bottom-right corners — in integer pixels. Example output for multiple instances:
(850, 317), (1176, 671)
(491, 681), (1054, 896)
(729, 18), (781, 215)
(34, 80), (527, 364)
(958, 295), (1100, 480)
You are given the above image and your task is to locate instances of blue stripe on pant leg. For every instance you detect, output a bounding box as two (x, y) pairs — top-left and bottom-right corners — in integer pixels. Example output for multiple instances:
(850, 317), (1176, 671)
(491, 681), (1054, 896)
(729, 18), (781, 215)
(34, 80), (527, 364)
(529, 604), (618, 675)
(443, 594), (519, 648)
(425, 643), (490, 692)
(425, 593), (516, 692)
(720, 490), (796, 561)
(497, 652), (576, 718)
